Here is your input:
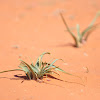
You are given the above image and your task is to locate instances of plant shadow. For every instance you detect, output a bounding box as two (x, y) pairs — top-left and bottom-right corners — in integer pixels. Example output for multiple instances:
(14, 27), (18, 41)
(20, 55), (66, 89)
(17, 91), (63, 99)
(0, 74), (27, 80)
(56, 43), (76, 48)
(45, 74), (85, 86)
(0, 74), (85, 87)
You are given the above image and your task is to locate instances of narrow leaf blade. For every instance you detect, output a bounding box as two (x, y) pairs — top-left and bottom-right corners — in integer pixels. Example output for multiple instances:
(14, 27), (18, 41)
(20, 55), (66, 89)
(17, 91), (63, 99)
(60, 13), (77, 43)
(81, 11), (100, 37)
(35, 52), (50, 68)
(0, 69), (22, 73)
(19, 59), (37, 79)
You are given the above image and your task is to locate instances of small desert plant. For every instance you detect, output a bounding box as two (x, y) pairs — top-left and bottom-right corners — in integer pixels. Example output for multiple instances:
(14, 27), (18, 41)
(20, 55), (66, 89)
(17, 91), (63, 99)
(0, 52), (81, 81)
(60, 11), (100, 47)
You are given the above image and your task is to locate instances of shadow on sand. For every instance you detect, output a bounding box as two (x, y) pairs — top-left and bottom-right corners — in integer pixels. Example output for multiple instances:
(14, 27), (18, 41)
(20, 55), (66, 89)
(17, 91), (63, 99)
(0, 74), (85, 87)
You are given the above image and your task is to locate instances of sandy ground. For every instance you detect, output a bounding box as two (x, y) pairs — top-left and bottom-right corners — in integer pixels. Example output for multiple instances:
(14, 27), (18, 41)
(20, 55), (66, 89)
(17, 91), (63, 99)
(0, 0), (100, 100)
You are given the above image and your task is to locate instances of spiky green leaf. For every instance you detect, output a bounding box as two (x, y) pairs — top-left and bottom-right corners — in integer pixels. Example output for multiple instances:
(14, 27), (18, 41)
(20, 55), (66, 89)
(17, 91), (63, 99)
(19, 59), (37, 79)
(35, 52), (50, 68)
(81, 11), (100, 37)
(76, 24), (81, 41)
(0, 69), (22, 73)
(60, 13), (78, 44)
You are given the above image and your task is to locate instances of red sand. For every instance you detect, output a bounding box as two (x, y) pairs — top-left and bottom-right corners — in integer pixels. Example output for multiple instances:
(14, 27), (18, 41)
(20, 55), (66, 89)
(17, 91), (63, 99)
(0, 0), (100, 100)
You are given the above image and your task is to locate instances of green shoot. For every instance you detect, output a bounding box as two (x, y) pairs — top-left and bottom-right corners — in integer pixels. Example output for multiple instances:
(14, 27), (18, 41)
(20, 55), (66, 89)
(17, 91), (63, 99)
(60, 11), (100, 47)
(0, 52), (82, 82)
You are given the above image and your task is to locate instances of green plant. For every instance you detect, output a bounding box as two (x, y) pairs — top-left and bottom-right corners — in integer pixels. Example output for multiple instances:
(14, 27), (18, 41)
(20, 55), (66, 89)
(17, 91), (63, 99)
(0, 52), (81, 81)
(60, 11), (100, 47)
